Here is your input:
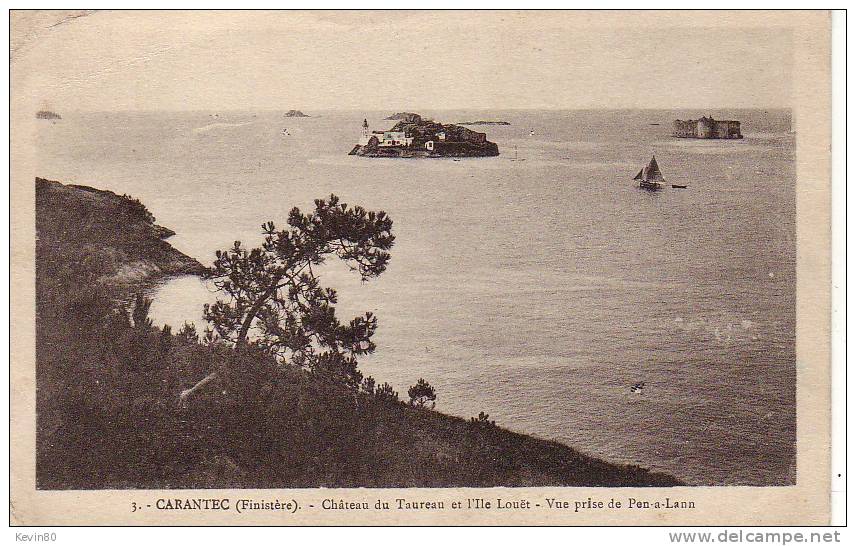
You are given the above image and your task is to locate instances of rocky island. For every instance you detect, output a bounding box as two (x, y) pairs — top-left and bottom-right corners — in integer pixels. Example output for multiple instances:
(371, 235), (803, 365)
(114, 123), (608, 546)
(283, 110), (310, 117)
(36, 110), (61, 120)
(384, 111), (419, 120)
(350, 113), (500, 158)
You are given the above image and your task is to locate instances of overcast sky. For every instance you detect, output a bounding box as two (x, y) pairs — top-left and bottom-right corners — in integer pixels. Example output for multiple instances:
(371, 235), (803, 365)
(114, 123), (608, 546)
(13, 11), (795, 112)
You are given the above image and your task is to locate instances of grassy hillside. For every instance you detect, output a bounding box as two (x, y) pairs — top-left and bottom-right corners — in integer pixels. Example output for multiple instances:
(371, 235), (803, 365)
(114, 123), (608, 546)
(35, 178), (682, 489)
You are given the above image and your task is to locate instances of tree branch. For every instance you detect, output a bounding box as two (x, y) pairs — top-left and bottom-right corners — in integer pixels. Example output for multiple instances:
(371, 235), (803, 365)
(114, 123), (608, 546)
(179, 367), (222, 405)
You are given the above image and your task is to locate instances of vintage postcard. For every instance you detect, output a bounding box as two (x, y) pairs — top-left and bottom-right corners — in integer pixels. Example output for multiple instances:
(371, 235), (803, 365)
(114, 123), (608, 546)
(10, 10), (832, 525)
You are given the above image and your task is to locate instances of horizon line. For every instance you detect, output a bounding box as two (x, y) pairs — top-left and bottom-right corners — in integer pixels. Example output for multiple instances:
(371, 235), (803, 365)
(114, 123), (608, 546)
(51, 106), (793, 114)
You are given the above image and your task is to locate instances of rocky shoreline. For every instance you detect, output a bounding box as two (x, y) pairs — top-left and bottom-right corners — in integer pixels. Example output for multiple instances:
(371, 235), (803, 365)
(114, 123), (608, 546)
(35, 177), (682, 489)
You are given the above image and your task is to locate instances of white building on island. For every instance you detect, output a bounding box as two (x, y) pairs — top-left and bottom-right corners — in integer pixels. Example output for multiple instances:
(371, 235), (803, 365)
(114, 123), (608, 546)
(358, 119), (413, 147)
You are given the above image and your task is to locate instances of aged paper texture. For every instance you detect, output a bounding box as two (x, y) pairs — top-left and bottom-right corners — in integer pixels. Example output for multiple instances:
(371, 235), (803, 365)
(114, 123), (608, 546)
(10, 10), (831, 525)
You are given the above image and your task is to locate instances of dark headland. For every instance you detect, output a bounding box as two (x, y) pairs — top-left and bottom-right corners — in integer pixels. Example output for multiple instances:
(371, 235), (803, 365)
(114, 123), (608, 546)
(36, 178), (203, 284)
(350, 113), (500, 158)
(35, 177), (681, 489)
(284, 110), (310, 117)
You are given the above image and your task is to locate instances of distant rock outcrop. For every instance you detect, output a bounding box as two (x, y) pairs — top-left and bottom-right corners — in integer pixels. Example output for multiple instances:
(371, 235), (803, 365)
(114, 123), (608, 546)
(36, 110), (61, 120)
(456, 120), (510, 126)
(283, 110), (310, 118)
(384, 112), (422, 122)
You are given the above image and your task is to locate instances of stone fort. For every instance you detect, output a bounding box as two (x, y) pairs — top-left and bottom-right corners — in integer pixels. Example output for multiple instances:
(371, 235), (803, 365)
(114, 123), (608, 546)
(673, 116), (742, 139)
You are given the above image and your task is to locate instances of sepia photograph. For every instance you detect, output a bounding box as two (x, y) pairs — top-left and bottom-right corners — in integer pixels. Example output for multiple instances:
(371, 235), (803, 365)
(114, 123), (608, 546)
(9, 9), (835, 526)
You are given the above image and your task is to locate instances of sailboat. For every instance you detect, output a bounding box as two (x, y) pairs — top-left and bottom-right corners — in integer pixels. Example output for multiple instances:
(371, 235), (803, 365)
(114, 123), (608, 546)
(633, 154), (666, 190)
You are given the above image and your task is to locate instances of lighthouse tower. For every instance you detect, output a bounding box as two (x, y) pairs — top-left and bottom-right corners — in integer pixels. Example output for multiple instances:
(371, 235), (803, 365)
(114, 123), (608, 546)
(358, 118), (372, 145)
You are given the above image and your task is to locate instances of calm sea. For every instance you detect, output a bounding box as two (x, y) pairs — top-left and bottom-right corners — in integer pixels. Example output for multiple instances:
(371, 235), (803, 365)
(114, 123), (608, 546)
(36, 109), (795, 486)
